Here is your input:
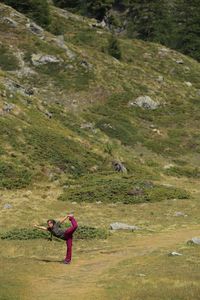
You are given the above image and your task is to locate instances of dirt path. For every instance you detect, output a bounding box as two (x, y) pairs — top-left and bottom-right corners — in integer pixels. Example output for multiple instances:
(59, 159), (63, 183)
(22, 226), (199, 300)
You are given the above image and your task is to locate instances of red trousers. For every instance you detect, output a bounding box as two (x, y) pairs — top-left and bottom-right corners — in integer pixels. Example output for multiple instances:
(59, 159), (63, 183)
(64, 217), (78, 262)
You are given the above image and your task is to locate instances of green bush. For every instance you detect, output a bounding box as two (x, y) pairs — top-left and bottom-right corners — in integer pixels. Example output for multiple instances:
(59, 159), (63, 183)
(59, 176), (190, 204)
(107, 35), (122, 60)
(165, 166), (200, 178)
(74, 226), (108, 240)
(0, 45), (19, 71)
(1, 226), (108, 240)
(1, 0), (51, 28)
(1, 228), (49, 240)
(96, 117), (139, 147)
(0, 161), (32, 189)
(23, 126), (101, 176)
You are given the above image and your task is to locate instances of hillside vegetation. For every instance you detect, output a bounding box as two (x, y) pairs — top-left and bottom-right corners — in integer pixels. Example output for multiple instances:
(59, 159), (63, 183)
(0, 3), (200, 197)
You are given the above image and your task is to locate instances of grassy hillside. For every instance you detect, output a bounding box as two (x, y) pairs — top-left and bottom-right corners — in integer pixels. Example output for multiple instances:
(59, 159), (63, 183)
(0, 3), (200, 195)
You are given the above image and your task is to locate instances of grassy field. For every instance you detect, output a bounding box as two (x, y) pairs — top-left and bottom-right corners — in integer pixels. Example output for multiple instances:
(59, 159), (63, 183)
(1, 176), (200, 300)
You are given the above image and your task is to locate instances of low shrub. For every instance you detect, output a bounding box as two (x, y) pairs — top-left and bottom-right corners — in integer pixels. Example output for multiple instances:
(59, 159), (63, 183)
(59, 176), (190, 204)
(23, 126), (101, 176)
(107, 35), (122, 60)
(1, 226), (108, 240)
(1, 0), (51, 28)
(74, 225), (108, 240)
(0, 161), (32, 189)
(0, 45), (19, 71)
(1, 228), (48, 240)
(165, 166), (200, 178)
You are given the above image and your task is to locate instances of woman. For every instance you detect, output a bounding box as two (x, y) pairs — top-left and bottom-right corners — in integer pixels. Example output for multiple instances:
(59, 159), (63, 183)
(34, 214), (78, 264)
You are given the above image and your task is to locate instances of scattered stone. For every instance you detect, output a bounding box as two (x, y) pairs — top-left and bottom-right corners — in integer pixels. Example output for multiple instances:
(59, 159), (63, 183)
(3, 203), (12, 209)
(110, 222), (140, 231)
(100, 20), (107, 28)
(80, 60), (92, 70)
(150, 124), (156, 129)
(129, 96), (159, 110)
(158, 47), (170, 57)
(2, 17), (17, 27)
(103, 123), (113, 129)
(3, 102), (15, 113)
(185, 81), (192, 87)
(169, 251), (183, 256)
(44, 111), (53, 119)
(127, 187), (144, 196)
(162, 183), (173, 187)
(143, 53), (152, 59)
(174, 211), (188, 217)
(175, 59), (184, 64)
(1, 90), (7, 97)
(81, 123), (94, 130)
(187, 237), (200, 245)
(184, 66), (190, 72)
(152, 128), (162, 135)
(24, 190), (32, 198)
(63, 185), (69, 190)
(137, 273), (146, 277)
(89, 165), (98, 172)
(31, 54), (61, 66)
(4, 80), (34, 96)
(156, 75), (164, 83)
(163, 164), (174, 170)
(27, 22), (43, 36)
(72, 201), (77, 205)
(15, 67), (37, 78)
(112, 161), (127, 173)
(96, 201), (102, 204)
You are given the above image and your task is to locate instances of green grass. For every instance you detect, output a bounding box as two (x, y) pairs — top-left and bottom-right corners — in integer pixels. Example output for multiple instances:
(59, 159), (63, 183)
(165, 166), (200, 178)
(0, 45), (19, 71)
(0, 161), (33, 189)
(23, 125), (102, 176)
(101, 246), (200, 300)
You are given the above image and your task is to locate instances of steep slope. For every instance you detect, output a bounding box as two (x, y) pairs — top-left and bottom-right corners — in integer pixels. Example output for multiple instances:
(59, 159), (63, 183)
(0, 3), (200, 196)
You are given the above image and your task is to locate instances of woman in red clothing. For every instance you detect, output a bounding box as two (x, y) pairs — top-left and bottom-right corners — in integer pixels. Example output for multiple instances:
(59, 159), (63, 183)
(34, 214), (78, 264)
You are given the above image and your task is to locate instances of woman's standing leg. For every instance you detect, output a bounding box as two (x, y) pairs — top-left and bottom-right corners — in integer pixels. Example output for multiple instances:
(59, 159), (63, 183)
(64, 216), (78, 264)
(65, 237), (73, 263)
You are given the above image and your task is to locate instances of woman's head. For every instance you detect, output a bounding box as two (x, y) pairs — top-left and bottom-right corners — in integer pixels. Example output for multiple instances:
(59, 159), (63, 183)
(47, 219), (56, 229)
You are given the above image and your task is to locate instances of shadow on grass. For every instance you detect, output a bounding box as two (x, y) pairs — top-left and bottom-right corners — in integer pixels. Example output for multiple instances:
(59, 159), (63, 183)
(33, 258), (63, 263)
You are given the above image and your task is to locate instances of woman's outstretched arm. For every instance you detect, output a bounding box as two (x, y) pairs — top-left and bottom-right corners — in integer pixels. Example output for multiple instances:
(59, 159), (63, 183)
(34, 225), (48, 231)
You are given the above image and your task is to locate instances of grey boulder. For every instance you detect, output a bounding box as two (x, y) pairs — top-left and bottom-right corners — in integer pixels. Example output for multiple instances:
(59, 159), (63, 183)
(188, 237), (200, 245)
(27, 22), (43, 36)
(168, 251), (182, 256)
(129, 96), (159, 110)
(3, 203), (12, 209)
(31, 54), (61, 66)
(112, 161), (127, 173)
(110, 222), (140, 231)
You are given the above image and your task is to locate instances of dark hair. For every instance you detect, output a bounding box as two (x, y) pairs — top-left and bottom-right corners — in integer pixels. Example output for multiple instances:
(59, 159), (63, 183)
(47, 219), (56, 225)
(47, 219), (56, 232)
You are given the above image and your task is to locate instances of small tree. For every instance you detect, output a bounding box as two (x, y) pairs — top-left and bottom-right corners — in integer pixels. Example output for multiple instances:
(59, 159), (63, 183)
(2, 0), (51, 28)
(173, 0), (200, 61)
(108, 34), (122, 59)
(127, 0), (172, 44)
